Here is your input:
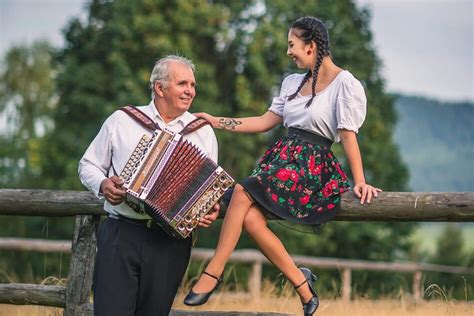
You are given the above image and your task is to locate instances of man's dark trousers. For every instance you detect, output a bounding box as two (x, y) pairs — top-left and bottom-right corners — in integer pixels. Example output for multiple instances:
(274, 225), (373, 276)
(93, 217), (192, 316)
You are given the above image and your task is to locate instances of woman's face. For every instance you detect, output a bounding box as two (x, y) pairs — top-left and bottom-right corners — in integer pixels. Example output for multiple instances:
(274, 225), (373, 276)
(287, 28), (314, 69)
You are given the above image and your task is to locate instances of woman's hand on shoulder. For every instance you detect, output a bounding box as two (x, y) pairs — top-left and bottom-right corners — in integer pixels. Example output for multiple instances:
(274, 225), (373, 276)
(194, 112), (219, 128)
(195, 111), (281, 133)
(353, 182), (382, 204)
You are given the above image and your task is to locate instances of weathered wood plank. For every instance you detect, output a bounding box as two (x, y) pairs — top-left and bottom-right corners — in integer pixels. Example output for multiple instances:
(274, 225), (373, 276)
(338, 191), (474, 221)
(68, 303), (291, 316)
(0, 189), (104, 216)
(0, 285), (291, 315)
(170, 312), (291, 316)
(341, 268), (352, 302)
(1, 240), (472, 275)
(0, 283), (66, 307)
(0, 189), (473, 221)
(190, 249), (474, 274)
(64, 215), (100, 316)
(0, 237), (71, 252)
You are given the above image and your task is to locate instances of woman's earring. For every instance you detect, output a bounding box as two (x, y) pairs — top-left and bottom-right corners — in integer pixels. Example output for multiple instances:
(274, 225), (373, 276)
(307, 50), (312, 55)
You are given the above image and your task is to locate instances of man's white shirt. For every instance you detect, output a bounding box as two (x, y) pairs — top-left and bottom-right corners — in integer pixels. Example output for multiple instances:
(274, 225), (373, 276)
(78, 100), (219, 219)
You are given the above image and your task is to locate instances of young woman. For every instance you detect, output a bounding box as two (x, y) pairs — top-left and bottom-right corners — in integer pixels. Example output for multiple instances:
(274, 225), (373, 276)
(184, 16), (381, 315)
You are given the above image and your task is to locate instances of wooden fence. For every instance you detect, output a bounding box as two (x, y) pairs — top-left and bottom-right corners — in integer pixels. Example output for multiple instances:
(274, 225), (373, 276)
(1, 238), (473, 302)
(0, 189), (473, 315)
(1, 189), (473, 221)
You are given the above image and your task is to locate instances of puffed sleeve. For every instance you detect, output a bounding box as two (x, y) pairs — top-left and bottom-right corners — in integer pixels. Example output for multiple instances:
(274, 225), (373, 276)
(336, 76), (367, 134)
(268, 74), (297, 116)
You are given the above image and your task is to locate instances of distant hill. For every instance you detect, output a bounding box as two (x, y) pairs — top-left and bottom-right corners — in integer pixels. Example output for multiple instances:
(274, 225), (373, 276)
(393, 95), (474, 192)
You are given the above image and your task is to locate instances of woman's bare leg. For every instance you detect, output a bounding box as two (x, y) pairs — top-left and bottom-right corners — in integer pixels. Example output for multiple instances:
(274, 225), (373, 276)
(191, 184), (253, 293)
(243, 206), (314, 303)
(191, 185), (315, 303)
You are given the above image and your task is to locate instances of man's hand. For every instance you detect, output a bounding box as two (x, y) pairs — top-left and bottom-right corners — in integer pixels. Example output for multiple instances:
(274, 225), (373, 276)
(100, 176), (127, 205)
(198, 203), (220, 228)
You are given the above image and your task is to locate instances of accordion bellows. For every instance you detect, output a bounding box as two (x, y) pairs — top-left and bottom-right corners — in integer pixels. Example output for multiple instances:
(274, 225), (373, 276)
(120, 130), (234, 238)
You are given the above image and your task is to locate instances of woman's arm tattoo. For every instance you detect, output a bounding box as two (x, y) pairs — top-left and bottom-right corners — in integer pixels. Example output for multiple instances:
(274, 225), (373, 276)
(219, 118), (242, 130)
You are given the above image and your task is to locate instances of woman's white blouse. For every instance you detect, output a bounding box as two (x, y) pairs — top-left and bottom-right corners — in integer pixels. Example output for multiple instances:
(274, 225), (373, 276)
(268, 70), (367, 143)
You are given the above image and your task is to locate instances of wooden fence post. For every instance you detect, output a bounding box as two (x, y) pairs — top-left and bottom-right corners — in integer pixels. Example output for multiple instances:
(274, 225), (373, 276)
(341, 268), (352, 302)
(412, 270), (422, 301)
(248, 261), (262, 300)
(64, 215), (100, 316)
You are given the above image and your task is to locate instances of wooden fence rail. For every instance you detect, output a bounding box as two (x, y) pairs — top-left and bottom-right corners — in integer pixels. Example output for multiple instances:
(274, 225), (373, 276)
(1, 238), (473, 302)
(0, 189), (473, 315)
(1, 189), (473, 221)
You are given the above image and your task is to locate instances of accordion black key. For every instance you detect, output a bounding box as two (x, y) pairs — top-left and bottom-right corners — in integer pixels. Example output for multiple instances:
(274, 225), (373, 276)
(119, 130), (234, 238)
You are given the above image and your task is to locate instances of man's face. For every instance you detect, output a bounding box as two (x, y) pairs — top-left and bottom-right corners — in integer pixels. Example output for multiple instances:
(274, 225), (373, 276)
(155, 62), (196, 115)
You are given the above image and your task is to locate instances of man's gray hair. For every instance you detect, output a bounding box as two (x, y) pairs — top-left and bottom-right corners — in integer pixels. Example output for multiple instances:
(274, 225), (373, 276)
(149, 55), (195, 98)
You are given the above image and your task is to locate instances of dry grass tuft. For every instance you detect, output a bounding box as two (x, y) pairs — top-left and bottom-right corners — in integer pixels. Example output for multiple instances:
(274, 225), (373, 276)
(0, 305), (63, 316)
(171, 280), (473, 315)
(1, 299), (472, 316)
(1, 280), (472, 315)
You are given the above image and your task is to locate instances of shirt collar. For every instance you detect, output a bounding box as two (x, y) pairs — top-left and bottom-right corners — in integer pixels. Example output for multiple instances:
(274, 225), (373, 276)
(147, 99), (195, 127)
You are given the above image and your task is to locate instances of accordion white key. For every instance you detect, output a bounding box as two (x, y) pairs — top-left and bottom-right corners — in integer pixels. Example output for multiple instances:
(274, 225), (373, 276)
(119, 129), (234, 238)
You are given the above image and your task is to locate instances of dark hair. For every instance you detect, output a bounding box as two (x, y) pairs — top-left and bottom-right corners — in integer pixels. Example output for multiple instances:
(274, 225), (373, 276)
(287, 17), (331, 108)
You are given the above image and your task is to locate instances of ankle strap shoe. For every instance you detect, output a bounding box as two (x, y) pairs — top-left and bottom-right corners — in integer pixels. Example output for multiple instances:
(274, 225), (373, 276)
(296, 267), (320, 316)
(183, 271), (223, 306)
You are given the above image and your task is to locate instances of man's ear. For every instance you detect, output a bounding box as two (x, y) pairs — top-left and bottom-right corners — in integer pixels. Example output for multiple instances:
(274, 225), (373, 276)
(154, 81), (165, 98)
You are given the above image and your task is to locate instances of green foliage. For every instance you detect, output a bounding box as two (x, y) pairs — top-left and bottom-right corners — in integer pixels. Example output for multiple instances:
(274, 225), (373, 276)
(424, 224), (474, 300)
(0, 216), (74, 283)
(0, 40), (57, 187)
(42, 0), (410, 190)
(1, 0), (417, 294)
(432, 224), (466, 266)
(0, 41), (74, 281)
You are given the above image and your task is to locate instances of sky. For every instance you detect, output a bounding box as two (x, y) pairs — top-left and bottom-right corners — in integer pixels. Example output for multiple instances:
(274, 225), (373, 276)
(0, 0), (473, 102)
(355, 0), (473, 102)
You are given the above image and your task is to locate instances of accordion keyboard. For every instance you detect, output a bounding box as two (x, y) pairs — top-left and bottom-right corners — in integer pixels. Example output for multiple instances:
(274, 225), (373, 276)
(120, 130), (234, 238)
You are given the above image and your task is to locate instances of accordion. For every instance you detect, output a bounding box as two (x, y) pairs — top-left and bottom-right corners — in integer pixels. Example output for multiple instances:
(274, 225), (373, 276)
(118, 107), (234, 239)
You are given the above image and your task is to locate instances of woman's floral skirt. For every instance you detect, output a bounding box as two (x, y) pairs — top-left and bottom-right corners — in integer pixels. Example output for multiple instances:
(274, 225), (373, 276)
(240, 134), (350, 225)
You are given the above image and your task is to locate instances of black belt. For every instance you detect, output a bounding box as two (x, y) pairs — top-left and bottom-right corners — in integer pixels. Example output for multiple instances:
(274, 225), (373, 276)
(108, 213), (162, 230)
(287, 127), (333, 148)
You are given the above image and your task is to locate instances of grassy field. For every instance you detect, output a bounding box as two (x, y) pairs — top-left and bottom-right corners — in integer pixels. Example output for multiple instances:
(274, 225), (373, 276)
(1, 281), (473, 315)
(172, 281), (474, 315)
(1, 297), (472, 316)
(174, 296), (473, 315)
(1, 275), (472, 315)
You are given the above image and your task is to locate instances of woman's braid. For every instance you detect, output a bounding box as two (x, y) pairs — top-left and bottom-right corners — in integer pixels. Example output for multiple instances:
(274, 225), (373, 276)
(305, 30), (325, 108)
(287, 17), (331, 108)
(287, 70), (312, 101)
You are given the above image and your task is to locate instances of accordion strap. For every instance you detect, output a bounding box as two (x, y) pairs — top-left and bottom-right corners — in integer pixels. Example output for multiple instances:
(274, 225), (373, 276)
(180, 118), (211, 135)
(119, 105), (210, 135)
(119, 105), (160, 131)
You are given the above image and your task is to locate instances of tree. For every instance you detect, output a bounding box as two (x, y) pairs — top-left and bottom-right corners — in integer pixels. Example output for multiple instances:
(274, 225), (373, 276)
(0, 40), (57, 186)
(0, 41), (74, 283)
(39, 0), (413, 295)
(425, 224), (473, 299)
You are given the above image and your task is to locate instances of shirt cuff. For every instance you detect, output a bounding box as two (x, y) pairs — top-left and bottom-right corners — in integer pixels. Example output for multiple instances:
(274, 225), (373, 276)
(91, 176), (107, 200)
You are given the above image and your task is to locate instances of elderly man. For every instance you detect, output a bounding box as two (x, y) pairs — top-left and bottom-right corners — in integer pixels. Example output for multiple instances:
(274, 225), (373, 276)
(78, 55), (219, 316)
